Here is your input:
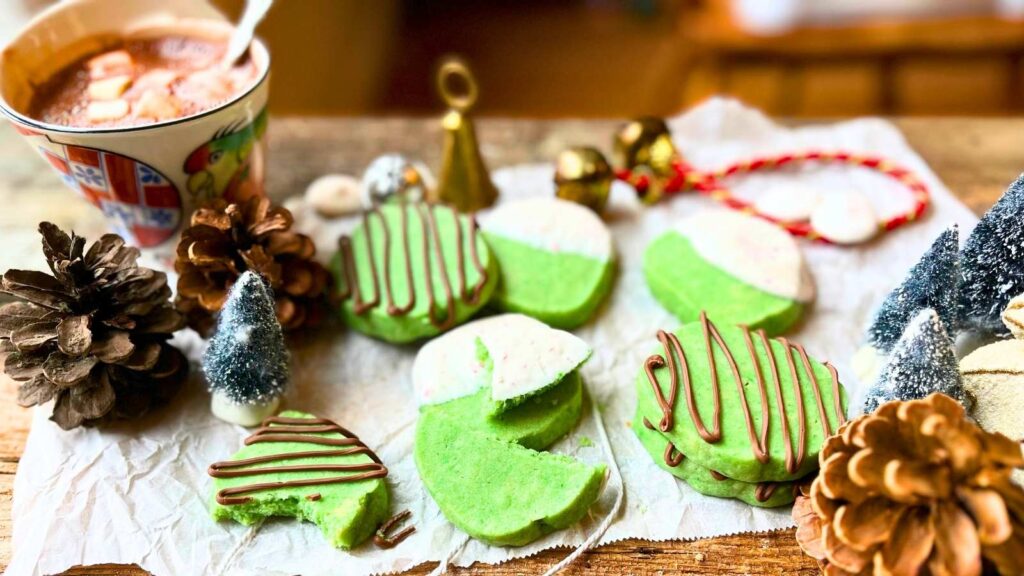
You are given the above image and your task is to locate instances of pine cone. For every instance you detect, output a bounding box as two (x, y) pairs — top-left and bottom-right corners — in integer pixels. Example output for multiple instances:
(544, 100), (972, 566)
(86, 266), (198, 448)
(793, 393), (1024, 575)
(174, 197), (330, 335)
(0, 223), (188, 430)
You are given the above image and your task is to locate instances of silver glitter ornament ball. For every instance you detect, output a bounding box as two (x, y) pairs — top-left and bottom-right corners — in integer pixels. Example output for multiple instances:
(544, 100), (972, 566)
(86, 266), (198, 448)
(360, 154), (434, 208)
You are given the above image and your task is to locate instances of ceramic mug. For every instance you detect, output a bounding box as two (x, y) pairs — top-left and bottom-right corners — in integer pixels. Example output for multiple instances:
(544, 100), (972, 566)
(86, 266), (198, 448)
(0, 0), (270, 249)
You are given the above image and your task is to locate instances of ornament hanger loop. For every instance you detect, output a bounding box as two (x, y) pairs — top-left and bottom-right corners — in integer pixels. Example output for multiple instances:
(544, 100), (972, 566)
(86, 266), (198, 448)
(437, 58), (478, 112)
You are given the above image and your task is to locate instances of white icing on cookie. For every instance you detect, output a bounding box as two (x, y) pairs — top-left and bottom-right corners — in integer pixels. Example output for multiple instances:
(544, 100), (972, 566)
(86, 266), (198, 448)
(753, 183), (820, 222)
(479, 197), (613, 261)
(810, 191), (878, 245)
(412, 313), (592, 405)
(479, 314), (592, 401)
(412, 321), (491, 406)
(677, 210), (815, 303)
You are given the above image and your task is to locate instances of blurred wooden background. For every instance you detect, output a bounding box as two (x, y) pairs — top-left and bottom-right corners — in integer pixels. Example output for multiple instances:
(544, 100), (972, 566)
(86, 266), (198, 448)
(5, 0), (1024, 116)
(210, 0), (1024, 117)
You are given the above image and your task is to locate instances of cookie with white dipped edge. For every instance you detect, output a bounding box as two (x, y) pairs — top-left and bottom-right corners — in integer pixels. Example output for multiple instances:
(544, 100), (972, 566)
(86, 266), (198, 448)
(479, 197), (614, 329)
(413, 313), (591, 413)
(643, 209), (814, 336)
(412, 313), (605, 545)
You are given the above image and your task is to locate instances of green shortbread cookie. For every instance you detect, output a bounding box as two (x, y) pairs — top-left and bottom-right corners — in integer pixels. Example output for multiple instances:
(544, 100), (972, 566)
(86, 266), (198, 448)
(633, 407), (795, 508)
(209, 411), (389, 549)
(643, 210), (814, 336)
(431, 370), (585, 450)
(480, 197), (615, 329)
(635, 315), (847, 484)
(331, 202), (499, 343)
(413, 314), (605, 546)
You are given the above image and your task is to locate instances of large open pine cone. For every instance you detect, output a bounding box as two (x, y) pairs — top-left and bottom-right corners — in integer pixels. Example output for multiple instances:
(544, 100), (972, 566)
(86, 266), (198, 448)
(793, 393), (1024, 575)
(175, 197), (330, 335)
(0, 223), (187, 430)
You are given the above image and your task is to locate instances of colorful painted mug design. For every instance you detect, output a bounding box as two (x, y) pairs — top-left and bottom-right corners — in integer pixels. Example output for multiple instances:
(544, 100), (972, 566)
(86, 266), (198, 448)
(13, 123), (183, 246)
(184, 107), (268, 206)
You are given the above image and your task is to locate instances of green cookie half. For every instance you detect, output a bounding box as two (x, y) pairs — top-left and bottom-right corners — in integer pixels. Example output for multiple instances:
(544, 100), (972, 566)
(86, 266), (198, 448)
(633, 408), (795, 508)
(635, 319), (847, 484)
(209, 411), (389, 549)
(331, 203), (499, 343)
(643, 230), (804, 336)
(482, 233), (614, 329)
(415, 372), (606, 546)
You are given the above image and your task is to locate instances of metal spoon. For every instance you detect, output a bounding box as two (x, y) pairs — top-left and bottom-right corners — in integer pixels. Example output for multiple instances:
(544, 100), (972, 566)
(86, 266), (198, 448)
(222, 0), (272, 68)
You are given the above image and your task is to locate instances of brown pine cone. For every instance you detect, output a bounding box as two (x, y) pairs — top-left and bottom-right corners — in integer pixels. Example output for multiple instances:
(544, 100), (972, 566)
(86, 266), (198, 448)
(174, 197), (330, 335)
(793, 393), (1024, 575)
(0, 223), (188, 430)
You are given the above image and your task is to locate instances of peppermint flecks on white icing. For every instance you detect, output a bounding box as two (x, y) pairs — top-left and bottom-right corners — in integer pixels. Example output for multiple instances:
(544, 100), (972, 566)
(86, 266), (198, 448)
(478, 197), (613, 261)
(677, 210), (815, 303)
(412, 321), (491, 406)
(411, 313), (592, 405)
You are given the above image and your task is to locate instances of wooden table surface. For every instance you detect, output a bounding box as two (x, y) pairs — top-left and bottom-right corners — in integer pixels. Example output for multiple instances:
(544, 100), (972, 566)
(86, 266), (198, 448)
(0, 116), (1021, 575)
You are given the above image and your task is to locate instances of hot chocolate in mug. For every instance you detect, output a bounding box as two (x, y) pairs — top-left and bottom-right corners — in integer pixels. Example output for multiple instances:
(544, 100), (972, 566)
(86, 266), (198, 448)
(0, 0), (270, 250)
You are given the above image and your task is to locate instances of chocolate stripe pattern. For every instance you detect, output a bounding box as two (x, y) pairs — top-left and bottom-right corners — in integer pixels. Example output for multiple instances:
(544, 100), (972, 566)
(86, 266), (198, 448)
(208, 415), (388, 506)
(374, 509), (416, 549)
(337, 202), (488, 329)
(643, 416), (780, 503)
(644, 312), (846, 476)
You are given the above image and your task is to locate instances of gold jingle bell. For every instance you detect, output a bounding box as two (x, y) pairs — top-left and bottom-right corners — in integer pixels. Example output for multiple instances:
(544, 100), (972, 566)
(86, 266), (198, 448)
(431, 57), (498, 213)
(554, 146), (612, 213)
(613, 117), (679, 204)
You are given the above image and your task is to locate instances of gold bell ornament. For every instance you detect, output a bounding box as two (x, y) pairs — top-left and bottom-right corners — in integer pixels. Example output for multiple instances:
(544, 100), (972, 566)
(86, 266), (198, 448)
(431, 57), (498, 213)
(613, 117), (680, 204)
(554, 146), (613, 213)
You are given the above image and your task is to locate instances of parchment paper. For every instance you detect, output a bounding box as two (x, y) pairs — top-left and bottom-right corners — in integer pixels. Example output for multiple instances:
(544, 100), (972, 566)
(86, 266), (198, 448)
(6, 99), (980, 575)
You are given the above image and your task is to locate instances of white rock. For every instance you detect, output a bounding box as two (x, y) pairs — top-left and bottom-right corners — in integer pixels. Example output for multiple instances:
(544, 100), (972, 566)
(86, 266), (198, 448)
(305, 174), (363, 218)
(753, 183), (820, 222)
(211, 391), (280, 427)
(810, 191), (878, 245)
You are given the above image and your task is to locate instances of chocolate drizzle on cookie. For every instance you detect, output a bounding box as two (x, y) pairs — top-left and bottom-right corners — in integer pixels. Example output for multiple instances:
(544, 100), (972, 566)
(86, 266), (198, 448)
(374, 509), (416, 549)
(208, 415), (388, 506)
(643, 417), (684, 467)
(753, 482), (779, 503)
(644, 312), (846, 475)
(336, 202), (488, 330)
(644, 416), (781, 502)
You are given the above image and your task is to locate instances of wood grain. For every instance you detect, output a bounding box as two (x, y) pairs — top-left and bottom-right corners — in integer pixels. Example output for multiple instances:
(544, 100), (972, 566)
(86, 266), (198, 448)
(0, 117), (1020, 575)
